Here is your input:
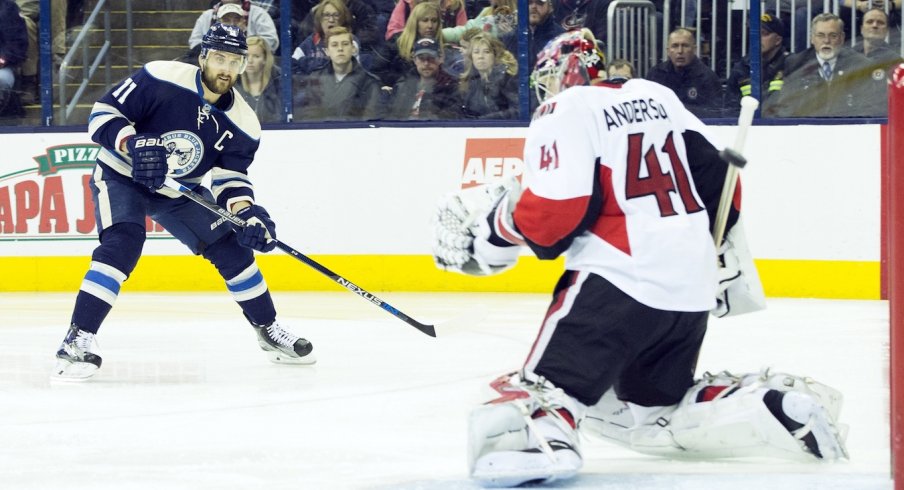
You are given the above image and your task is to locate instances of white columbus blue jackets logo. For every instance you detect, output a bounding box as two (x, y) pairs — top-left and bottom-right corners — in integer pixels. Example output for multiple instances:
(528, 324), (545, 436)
(162, 131), (204, 176)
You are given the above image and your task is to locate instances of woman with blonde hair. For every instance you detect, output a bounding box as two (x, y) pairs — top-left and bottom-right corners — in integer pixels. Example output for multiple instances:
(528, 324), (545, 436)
(236, 36), (283, 123)
(385, 0), (467, 42)
(458, 32), (518, 119)
(373, 1), (461, 87)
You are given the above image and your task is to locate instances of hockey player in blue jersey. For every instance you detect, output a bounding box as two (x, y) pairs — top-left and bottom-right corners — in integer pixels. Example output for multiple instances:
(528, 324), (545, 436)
(52, 23), (315, 380)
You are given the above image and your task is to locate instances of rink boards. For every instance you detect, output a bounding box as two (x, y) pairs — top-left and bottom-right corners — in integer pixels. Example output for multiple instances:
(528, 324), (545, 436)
(0, 125), (882, 298)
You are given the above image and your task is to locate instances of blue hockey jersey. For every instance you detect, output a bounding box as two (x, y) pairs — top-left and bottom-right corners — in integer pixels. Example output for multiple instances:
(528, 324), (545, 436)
(87, 60), (263, 209)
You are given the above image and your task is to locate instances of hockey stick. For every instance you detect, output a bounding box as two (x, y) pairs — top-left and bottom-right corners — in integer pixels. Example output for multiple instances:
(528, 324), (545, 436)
(161, 177), (437, 337)
(712, 96), (758, 247)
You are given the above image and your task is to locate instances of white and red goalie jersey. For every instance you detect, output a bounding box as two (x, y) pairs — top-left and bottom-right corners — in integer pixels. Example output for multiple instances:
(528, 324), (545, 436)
(515, 79), (734, 312)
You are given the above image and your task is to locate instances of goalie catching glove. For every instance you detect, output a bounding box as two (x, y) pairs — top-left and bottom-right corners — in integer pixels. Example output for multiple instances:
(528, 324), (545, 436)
(433, 181), (524, 276)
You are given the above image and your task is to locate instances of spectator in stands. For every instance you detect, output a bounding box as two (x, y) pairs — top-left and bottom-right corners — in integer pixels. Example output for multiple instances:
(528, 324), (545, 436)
(458, 31), (518, 119)
(725, 11), (789, 117)
(554, 0), (611, 40)
(298, 0), (380, 55)
(387, 37), (459, 119)
(607, 58), (635, 80)
(386, 0), (467, 42)
(15, 0), (66, 62)
(445, 26), (481, 77)
(507, 0), (563, 113)
(856, 7), (902, 66)
(374, 2), (461, 88)
(1, 0), (27, 119)
(15, 0), (67, 103)
(293, 26), (382, 121)
(769, 12), (886, 117)
(442, 0), (517, 44)
(189, 1), (278, 54)
(291, 0), (366, 75)
(236, 36), (283, 123)
(791, 1), (833, 52)
(529, 0), (564, 60)
(646, 27), (723, 118)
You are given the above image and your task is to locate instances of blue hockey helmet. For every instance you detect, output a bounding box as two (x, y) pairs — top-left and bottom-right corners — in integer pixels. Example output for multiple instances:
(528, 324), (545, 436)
(201, 23), (248, 57)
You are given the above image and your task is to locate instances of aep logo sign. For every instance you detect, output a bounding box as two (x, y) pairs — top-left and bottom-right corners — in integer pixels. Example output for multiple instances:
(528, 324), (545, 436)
(460, 138), (525, 189)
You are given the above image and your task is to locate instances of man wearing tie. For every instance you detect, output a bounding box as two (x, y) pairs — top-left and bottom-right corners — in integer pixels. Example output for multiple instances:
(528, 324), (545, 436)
(768, 12), (885, 117)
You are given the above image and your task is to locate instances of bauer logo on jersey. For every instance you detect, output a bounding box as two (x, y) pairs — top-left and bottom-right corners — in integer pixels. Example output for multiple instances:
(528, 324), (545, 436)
(161, 131), (204, 177)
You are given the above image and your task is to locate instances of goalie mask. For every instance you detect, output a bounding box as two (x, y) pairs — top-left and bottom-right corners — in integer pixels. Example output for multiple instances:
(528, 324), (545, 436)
(200, 23), (249, 73)
(531, 29), (606, 103)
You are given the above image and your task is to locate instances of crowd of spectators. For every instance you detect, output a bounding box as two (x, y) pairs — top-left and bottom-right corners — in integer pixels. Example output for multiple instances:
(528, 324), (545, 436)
(3, 0), (904, 125)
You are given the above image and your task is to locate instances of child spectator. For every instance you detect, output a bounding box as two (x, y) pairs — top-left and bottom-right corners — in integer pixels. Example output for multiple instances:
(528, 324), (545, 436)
(236, 36), (283, 123)
(458, 31), (518, 119)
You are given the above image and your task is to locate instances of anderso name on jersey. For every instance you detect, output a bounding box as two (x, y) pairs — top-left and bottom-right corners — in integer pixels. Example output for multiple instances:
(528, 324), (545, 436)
(603, 97), (670, 130)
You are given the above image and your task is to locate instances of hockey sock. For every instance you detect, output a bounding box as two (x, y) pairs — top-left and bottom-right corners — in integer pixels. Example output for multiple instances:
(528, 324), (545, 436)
(70, 261), (128, 333)
(70, 223), (144, 333)
(239, 293), (277, 326)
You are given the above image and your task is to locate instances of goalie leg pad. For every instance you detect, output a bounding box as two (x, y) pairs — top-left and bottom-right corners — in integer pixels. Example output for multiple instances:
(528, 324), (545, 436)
(581, 369), (848, 462)
(469, 373), (583, 487)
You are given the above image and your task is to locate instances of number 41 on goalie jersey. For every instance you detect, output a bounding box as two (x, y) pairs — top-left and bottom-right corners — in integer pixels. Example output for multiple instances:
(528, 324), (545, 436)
(513, 79), (729, 312)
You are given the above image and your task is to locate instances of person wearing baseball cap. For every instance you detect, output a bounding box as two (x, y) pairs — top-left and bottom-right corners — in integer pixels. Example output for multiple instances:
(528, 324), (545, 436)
(386, 37), (459, 120)
(187, 0), (278, 58)
(725, 11), (789, 116)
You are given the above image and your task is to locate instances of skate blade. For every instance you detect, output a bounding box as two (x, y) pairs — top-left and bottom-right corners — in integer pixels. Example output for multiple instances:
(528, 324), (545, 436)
(50, 359), (99, 381)
(265, 350), (317, 365)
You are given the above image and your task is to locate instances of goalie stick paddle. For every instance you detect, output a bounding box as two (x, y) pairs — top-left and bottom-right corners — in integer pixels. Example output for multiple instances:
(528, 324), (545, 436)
(161, 178), (437, 338)
(712, 95), (758, 248)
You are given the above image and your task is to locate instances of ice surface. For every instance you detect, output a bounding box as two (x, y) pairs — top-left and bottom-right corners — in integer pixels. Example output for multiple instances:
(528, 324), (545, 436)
(0, 292), (892, 489)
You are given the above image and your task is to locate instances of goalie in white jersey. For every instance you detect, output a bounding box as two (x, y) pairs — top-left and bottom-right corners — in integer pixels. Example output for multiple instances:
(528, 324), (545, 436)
(433, 29), (847, 487)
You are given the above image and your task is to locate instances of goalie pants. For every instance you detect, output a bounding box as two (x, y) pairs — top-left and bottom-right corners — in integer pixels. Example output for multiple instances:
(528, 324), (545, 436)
(525, 270), (708, 408)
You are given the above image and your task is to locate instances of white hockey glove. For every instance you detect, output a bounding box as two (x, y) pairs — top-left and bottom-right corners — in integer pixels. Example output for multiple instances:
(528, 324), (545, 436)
(712, 217), (767, 318)
(433, 182), (524, 276)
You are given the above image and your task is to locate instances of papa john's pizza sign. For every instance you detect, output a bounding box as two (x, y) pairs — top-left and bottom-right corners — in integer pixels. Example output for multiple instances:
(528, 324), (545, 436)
(460, 138), (525, 189)
(0, 144), (168, 242)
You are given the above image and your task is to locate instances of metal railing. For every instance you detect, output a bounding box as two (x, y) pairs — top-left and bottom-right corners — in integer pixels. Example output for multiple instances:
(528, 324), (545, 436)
(58, 0), (133, 124)
(607, 0), (658, 78)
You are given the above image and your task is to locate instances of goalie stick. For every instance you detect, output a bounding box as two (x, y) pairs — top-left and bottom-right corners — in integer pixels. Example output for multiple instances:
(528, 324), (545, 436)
(712, 96), (758, 247)
(161, 177), (437, 338)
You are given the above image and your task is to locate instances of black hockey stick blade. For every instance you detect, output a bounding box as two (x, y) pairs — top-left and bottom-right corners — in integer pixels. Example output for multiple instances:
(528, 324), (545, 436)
(162, 178), (437, 337)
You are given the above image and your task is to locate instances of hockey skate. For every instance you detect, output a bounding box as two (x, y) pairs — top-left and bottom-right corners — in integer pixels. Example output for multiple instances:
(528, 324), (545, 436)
(468, 373), (582, 487)
(253, 321), (316, 365)
(52, 324), (102, 381)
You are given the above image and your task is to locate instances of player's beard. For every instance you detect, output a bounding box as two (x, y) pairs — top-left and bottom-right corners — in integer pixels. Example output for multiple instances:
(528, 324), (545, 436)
(202, 69), (237, 95)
